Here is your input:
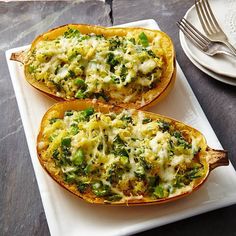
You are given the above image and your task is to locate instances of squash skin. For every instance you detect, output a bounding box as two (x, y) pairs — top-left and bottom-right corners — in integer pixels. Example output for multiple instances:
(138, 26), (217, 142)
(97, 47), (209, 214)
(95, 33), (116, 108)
(14, 24), (176, 109)
(37, 100), (228, 206)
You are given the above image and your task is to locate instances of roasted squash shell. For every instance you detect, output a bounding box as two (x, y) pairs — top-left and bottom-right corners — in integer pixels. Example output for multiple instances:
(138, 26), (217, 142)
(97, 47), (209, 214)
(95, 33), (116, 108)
(37, 100), (228, 206)
(11, 24), (176, 109)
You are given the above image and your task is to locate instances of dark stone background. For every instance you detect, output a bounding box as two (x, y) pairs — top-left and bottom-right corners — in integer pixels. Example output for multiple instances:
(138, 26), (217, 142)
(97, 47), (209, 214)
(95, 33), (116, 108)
(0, 1), (235, 235)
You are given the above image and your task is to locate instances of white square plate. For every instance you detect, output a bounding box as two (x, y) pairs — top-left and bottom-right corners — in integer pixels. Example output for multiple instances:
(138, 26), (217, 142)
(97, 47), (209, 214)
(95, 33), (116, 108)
(5, 19), (236, 236)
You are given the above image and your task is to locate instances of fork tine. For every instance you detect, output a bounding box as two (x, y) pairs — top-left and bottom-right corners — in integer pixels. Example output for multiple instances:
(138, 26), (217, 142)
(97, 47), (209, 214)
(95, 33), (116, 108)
(177, 21), (206, 51)
(204, 0), (222, 32)
(182, 18), (211, 45)
(201, 0), (218, 33)
(195, 0), (212, 35)
(179, 18), (207, 48)
(179, 19), (207, 48)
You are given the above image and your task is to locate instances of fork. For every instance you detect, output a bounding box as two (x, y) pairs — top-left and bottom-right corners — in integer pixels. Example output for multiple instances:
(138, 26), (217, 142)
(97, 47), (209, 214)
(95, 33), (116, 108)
(195, 0), (236, 56)
(177, 18), (235, 57)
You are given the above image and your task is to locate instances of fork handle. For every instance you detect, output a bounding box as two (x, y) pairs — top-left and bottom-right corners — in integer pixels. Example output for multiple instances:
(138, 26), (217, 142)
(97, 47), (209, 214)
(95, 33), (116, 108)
(221, 40), (236, 56)
(211, 43), (236, 58)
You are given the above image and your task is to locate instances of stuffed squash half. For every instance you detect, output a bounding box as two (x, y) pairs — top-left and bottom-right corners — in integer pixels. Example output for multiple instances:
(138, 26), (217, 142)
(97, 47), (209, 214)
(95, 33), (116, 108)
(11, 24), (175, 109)
(37, 100), (228, 205)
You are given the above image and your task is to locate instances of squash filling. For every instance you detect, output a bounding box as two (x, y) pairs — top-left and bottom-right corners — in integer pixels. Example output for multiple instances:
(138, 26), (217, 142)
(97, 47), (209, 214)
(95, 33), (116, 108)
(38, 108), (207, 203)
(26, 28), (164, 103)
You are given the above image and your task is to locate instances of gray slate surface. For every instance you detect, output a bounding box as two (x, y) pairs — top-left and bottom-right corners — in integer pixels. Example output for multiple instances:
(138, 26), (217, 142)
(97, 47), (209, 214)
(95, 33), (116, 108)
(0, 0), (236, 236)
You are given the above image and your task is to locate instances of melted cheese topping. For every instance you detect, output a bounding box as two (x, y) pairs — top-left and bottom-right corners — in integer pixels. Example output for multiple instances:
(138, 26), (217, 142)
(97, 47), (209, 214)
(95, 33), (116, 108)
(39, 108), (207, 203)
(27, 28), (164, 103)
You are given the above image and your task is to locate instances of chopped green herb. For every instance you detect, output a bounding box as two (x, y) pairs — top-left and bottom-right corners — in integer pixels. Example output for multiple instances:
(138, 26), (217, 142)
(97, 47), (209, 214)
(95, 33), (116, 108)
(80, 35), (89, 40)
(74, 78), (85, 86)
(70, 124), (79, 135)
(83, 107), (94, 117)
(120, 65), (128, 81)
(55, 65), (61, 75)
(148, 176), (159, 187)
(72, 148), (85, 166)
(77, 181), (89, 193)
(64, 28), (80, 38)
(120, 156), (129, 165)
(142, 118), (152, 124)
(75, 90), (86, 99)
(68, 52), (78, 61)
(52, 149), (59, 160)
(110, 75), (119, 84)
(109, 37), (122, 50)
(139, 32), (149, 47)
(134, 165), (146, 179)
(94, 92), (109, 102)
(121, 115), (132, 123)
(107, 53), (119, 72)
(68, 70), (76, 78)
(140, 157), (152, 171)
(64, 172), (76, 183)
(108, 163), (129, 184)
(28, 64), (36, 73)
(128, 38), (135, 44)
(113, 135), (129, 157)
(174, 174), (191, 187)
(157, 120), (170, 132)
(92, 182), (111, 197)
(106, 194), (122, 202)
(186, 168), (202, 180)
(84, 164), (91, 175)
(61, 137), (71, 147)
(51, 81), (62, 92)
(173, 131), (192, 149)
(147, 49), (156, 57)
(49, 118), (58, 124)
(65, 110), (73, 116)
(154, 185), (164, 198)
(173, 131), (181, 139)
